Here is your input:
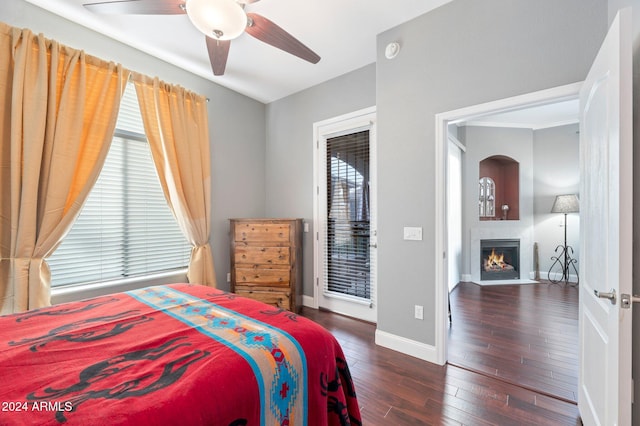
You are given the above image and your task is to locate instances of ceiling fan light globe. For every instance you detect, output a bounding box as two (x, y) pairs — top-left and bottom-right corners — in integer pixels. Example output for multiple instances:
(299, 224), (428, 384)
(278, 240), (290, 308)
(186, 0), (247, 40)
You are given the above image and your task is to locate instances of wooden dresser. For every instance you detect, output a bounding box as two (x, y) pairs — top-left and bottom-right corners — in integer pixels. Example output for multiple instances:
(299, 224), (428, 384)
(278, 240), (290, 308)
(230, 218), (303, 312)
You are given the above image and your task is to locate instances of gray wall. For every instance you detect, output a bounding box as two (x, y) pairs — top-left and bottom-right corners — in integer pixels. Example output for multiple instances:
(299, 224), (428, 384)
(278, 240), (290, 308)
(533, 124), (580, 276)
(1, 1), (267, 292)
(265, 64), (376, 297)
(375, 0), (607, 344)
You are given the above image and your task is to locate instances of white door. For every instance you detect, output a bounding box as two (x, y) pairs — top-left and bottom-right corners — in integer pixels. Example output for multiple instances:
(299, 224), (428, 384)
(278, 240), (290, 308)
(313, 108), (377, 322)
(578, 8), (633, 426)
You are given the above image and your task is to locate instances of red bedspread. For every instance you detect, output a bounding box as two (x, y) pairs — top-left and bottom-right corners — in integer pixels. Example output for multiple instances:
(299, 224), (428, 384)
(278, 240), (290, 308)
(0, 284), (361, 425)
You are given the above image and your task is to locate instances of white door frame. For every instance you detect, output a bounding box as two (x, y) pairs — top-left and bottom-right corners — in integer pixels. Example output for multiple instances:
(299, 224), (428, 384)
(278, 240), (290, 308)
(447, 137), (465, 293)
(312, 106), (377, 322)
(434, 82), (582, 365)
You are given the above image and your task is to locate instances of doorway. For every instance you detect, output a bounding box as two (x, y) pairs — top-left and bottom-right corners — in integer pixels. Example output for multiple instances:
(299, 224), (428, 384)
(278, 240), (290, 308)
(313, 107), (377, 323)
(435, 83), (582, 394)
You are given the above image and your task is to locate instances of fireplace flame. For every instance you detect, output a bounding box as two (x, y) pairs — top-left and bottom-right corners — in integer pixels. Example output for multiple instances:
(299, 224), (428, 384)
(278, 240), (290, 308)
(485, 248), (507, 270)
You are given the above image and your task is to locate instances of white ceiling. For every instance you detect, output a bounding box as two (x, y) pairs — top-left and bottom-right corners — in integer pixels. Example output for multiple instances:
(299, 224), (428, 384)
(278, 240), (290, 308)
(460, 99), (580, 130)
(24, 0), (453, 103)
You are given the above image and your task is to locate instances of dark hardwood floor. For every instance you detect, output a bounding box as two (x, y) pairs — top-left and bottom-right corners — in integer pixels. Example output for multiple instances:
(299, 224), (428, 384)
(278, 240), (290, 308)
(302, 288), (581, 425)
(448, 282), (579, 403)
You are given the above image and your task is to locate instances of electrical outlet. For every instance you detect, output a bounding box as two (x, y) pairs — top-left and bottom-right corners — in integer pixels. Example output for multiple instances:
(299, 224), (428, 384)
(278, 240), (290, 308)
(226, 272), (231, 282)
(414, 305), (424, 320)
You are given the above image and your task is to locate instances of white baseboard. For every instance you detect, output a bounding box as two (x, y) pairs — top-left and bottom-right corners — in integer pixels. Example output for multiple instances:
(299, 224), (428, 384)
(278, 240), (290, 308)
(305, 295), (440, 364)
(546, 271), (579, 283)
(302, 295), (316, 308)
(460, 271), (578, 284)
(375, 329), (440, 365)
(472, 279), (538, 286)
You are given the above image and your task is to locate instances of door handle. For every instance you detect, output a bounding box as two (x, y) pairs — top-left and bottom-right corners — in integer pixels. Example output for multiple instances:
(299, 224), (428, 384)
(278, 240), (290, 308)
(621, 293), (640, 309)
(369, 243), (378, 248)
(594, 288), (616, 305)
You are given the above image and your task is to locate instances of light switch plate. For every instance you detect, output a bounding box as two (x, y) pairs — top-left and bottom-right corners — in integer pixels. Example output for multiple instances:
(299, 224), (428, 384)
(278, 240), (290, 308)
(404, 226), (423, 241)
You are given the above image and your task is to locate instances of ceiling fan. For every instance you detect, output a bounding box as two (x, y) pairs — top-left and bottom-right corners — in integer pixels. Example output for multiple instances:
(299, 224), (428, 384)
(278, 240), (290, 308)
(83, 0), (321, 76)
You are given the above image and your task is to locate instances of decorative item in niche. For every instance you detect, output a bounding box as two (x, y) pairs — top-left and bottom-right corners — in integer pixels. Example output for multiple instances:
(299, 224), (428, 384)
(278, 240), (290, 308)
(478, 177), (495, 218)
(479, 155), (520, 220)
(501, 204), (509, 220)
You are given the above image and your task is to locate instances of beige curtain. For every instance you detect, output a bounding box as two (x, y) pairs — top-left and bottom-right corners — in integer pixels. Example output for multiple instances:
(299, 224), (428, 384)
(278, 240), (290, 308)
(0, 23), (129, 313)
(132, 73), (216, 287)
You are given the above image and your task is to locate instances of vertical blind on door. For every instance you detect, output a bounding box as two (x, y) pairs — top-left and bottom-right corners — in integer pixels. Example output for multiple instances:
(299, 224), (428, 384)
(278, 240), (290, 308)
(47, 84), (191, 287)
(324, 130), (374, 303)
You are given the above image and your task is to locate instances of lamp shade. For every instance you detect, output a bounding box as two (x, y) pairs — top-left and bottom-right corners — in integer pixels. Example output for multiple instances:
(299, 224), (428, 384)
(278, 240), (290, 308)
(186, 0), (247, 40)
(551, 194), (580, 214)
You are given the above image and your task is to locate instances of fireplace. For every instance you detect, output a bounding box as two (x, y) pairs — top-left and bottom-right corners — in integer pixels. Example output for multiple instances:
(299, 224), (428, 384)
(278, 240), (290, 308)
(480, 239), (520, 280)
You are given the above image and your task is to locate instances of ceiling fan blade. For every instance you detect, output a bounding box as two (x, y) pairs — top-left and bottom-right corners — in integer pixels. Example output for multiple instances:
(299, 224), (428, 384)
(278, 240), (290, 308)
(206, 36), (231, 76)
(83, 0), (187, 15)
(245, 13), (320, 64)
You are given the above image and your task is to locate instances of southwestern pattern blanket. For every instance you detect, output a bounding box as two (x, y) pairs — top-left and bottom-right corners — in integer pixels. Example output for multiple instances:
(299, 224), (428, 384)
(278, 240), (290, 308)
(0, 284), (361, 425)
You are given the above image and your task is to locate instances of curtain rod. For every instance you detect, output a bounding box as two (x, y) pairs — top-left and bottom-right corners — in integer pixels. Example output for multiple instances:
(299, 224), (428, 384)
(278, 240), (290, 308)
(126, 73), (210, 102)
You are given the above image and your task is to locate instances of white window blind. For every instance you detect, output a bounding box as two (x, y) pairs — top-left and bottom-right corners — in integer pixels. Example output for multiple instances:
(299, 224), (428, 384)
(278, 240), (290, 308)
(48, 84), (191, 287)
(324, 130), (374, 303)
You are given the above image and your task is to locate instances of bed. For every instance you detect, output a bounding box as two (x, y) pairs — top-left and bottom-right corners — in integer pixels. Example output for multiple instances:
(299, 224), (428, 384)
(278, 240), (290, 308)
(0, 283), (361, 425)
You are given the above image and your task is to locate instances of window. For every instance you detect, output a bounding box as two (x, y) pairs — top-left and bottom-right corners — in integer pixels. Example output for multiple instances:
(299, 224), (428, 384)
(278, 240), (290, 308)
(48, 84), (191, 287)
(325, 130), (371, 300)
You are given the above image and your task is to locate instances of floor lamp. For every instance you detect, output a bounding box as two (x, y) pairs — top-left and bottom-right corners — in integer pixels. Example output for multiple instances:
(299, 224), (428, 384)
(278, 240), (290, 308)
(548, 194), (580, 285)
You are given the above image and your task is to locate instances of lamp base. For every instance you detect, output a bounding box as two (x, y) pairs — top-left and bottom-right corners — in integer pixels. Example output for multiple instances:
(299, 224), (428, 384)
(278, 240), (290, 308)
(548, 244), (579, 286)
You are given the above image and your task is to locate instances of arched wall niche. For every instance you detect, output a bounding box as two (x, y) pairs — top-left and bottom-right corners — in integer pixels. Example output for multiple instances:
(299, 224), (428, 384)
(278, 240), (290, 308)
(479, 155), (519, 220)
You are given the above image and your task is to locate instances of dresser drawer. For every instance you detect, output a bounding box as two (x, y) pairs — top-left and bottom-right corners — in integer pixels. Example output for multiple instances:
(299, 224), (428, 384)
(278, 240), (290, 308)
(234, 267), (290, 286)
(235, 286), (291, 310)
(234, 222), (291, 243)
(234, 246), (290, 265)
